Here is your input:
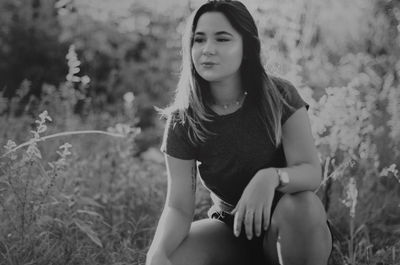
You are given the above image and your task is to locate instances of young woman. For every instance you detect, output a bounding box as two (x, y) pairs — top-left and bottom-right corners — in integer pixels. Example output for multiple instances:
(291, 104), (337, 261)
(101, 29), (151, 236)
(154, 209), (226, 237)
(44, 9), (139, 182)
(146, 1), (332, 264)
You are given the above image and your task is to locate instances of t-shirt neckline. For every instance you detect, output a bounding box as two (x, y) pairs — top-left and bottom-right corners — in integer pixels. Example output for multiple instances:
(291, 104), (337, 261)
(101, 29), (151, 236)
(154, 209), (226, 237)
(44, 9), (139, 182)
(207, 96), (248, 118)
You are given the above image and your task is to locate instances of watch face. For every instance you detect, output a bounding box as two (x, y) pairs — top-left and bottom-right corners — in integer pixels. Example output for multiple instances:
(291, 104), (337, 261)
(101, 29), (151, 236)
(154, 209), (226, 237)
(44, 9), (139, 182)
(281, 171), (289, 185)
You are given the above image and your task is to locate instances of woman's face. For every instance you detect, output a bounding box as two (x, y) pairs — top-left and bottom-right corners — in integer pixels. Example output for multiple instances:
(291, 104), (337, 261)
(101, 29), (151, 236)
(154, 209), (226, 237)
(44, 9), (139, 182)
(191, 12), (243, 83)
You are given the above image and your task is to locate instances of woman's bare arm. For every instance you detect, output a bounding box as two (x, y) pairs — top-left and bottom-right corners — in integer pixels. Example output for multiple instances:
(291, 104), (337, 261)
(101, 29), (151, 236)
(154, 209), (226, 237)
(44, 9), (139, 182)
(278, 106), (322, 193)
(147, 154), (197, 259)
(232, 107), (322, 238)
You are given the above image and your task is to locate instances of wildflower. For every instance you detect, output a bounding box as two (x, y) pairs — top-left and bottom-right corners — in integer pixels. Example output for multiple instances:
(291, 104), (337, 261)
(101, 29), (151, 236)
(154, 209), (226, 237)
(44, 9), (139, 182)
(107, 123), (140, 137)
(66, 45), (82, 83)
(4, 140), (17, 152)
(25, 142), (42, 160)
(123, 92), (135, 109)
(342, 177), (358, 218)
(38, 110), (52, 124)
(34, 110), (53, 136)
(81, 75), (91, 85)
(58, 143), (72, 157)
(123, 92), (135, 103)
(30, 130), (41, 140)
(380, 163), (399, 183)
(4, 140), (17, 160)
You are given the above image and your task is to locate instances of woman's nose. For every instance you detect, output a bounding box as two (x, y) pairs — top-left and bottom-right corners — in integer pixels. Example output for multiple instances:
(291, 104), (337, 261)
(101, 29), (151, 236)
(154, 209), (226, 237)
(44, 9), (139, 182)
(202, 40), (216, 55)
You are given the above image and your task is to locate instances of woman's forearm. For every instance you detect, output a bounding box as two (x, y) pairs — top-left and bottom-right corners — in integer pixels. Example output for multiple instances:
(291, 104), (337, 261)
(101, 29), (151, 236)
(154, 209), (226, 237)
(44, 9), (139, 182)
(277, 163), (322, 193)
(258, 163), (322, 194)
(147, 205), (192, 258)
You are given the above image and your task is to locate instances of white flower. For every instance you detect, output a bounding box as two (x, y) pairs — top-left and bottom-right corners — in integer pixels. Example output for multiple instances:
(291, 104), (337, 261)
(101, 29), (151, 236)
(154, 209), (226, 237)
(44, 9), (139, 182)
(26, 143), (42, 160)
(4, 140), (17, 151)
(123, 92), (135, 104)
(342, 177), (358, 218)
(38, 110), (52, 123)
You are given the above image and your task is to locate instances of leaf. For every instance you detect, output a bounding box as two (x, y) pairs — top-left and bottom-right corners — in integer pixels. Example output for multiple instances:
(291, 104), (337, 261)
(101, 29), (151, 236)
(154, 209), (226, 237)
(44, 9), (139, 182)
(76, 209), (103, 219)
(77, 196), (103, 208)
(387, 224), (400, 234)
(37, 163), (50, 179)
(73, 218), (103, 248)
(26, 144), (42, 159)
(71, 67), (80, 74)
(354, 223), (366, 236)
(37, 125), (47, 133)
(0, 180), (10, 190)
(37, 215), (54, 226)
(4, 140), (17, 151)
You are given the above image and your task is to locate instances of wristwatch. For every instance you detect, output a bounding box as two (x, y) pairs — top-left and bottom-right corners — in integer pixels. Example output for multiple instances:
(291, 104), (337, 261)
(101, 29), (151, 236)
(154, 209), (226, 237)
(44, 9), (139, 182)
(276, 168), (290, 188)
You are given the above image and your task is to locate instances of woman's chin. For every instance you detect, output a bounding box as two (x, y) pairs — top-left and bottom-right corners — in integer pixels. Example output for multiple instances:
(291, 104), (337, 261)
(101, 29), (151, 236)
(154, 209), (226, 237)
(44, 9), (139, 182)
(198, 74), (224, 83)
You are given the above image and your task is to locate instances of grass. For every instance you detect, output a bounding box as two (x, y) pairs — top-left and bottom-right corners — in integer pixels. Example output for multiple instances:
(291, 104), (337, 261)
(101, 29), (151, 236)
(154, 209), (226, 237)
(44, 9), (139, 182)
(0, 109), (399, 265)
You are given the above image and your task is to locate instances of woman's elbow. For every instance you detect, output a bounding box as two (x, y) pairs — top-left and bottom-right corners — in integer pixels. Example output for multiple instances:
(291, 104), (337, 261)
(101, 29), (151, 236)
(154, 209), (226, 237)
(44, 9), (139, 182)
(166, 197), (195, 220)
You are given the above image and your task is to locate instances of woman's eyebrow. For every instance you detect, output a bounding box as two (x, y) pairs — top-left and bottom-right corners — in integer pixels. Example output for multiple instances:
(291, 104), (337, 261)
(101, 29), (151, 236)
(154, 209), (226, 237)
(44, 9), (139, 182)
(194, 31), (234, 37)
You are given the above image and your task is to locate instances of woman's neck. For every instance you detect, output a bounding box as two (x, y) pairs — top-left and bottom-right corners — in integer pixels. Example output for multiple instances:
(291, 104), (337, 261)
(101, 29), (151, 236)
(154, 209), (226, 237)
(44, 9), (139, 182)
(209, 77), (244, 106)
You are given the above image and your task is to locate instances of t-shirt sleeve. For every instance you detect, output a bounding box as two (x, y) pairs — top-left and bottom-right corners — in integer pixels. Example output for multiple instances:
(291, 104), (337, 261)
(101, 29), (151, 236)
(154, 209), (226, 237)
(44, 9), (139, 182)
(276, 78), (310, 125)
(160, 114), (197, 160)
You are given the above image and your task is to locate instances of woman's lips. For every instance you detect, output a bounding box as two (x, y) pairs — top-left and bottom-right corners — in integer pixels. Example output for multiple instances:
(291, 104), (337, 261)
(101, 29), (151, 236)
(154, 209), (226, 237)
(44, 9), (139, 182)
(201, 62), (217, 67)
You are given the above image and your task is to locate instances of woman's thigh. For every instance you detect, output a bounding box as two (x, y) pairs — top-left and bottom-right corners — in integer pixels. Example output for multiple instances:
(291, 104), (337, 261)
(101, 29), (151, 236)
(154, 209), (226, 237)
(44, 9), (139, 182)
(262, 191), (332, 264)
(169, 218), (258, 265)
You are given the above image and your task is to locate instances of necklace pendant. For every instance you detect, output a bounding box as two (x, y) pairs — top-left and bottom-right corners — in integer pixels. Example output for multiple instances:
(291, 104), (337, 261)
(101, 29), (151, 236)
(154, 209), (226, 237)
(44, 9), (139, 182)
(215, 90), (248, 111)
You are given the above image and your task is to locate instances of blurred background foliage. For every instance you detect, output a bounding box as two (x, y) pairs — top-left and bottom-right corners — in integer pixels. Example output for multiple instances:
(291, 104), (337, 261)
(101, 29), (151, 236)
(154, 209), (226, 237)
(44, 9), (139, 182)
(0, 0), (400, 264)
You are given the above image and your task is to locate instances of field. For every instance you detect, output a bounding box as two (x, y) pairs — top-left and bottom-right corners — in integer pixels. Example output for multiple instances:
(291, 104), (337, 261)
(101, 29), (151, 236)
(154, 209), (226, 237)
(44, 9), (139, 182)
(1, 0), (400, 264)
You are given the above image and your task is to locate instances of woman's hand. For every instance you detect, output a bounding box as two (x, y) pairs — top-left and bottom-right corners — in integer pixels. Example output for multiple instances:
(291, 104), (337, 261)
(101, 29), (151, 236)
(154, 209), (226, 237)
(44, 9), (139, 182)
(231, 168), (279, 240)
(146, 250), (172, 265)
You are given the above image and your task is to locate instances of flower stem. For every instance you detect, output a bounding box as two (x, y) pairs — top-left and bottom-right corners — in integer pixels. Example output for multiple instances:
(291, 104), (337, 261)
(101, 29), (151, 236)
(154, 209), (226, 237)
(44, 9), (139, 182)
(2, 130), (125, 158)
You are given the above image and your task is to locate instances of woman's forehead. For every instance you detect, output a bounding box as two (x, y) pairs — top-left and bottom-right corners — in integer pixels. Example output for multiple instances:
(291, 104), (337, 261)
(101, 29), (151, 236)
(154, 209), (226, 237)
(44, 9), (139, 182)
(194, 12), (238, 35)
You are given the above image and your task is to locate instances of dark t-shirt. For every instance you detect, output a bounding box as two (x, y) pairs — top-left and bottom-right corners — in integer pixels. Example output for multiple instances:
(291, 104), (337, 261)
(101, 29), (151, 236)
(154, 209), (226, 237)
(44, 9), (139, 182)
(160, 77), (309, 211)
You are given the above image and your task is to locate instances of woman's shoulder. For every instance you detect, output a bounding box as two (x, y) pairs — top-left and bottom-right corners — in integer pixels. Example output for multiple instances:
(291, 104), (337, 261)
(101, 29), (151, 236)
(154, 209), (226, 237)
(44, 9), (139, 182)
(159, 104), (185, 123)
(269, 74), (309, 114)
(269, 75), (297, 96)
(163, 107), (195, 134)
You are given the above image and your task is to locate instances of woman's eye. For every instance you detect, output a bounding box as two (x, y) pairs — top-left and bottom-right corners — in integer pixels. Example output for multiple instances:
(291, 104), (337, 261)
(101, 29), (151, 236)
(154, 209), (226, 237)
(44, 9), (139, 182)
(217, 39), (230, 42)
(194, 38), (205, 43)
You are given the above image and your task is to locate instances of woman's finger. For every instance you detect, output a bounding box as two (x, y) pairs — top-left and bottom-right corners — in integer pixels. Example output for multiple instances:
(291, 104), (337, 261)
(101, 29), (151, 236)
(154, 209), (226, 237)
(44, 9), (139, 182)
(263, 203), (271, 231)
(244, 208), (254, 240)
(254, 207), (263, 237)
(233, 204), (245, 237)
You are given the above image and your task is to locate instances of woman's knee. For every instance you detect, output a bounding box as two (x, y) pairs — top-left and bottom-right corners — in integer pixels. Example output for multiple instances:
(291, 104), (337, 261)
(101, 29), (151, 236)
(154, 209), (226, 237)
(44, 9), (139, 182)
(272, 191), (327, 227)
(264, 192), (332, 265)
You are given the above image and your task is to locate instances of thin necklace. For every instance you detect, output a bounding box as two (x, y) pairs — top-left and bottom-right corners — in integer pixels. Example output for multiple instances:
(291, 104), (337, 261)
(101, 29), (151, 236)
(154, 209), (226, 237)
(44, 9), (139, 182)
(215, 91), (248, 110)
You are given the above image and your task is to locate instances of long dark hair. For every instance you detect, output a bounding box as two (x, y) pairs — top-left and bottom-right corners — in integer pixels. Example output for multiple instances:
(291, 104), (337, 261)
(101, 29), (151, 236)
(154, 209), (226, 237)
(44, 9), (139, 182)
(161, 0), (287, 147)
